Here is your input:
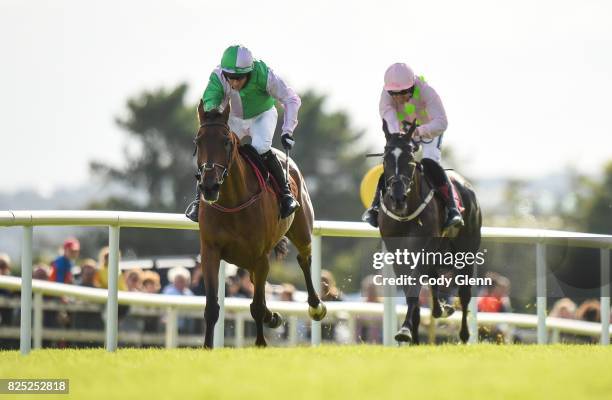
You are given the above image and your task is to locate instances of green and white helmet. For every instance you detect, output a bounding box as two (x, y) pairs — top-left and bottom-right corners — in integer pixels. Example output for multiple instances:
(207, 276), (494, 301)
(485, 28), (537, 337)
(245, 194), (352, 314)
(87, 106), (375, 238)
(220, 45), (254, 74)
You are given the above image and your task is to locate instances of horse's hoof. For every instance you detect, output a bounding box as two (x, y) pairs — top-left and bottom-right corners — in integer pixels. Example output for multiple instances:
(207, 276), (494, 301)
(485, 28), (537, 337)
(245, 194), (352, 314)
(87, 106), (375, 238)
(460, 329), (469, 344)
(255, 339), (267, 348)
(395, 327), (413, 343)
(308, 302), (327, 321)
(267, 312), (283, 329)
(441, 304), (455, 318)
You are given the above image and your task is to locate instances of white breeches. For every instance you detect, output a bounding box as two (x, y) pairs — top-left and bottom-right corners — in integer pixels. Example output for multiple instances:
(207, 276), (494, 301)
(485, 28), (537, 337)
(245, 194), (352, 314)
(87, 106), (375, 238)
(228, 106), (278, 154)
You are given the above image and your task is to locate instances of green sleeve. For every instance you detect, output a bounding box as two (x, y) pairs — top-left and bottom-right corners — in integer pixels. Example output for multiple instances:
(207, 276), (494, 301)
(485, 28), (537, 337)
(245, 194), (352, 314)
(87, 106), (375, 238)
(202, 72), (225, 112)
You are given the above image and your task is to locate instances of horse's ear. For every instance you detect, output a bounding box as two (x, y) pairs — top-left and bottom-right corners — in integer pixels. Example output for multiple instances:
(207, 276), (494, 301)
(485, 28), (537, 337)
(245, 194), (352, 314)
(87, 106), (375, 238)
(197, 100), (206, 124)
(405, 120), (417, 140)
(382, 119), (391, 141)
(221, 104), (230, 123)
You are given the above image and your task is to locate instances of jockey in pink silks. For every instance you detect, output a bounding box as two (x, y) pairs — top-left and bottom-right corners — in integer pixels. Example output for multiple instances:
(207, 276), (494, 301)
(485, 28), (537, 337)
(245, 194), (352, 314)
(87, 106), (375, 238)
(362, 63), (464, 230)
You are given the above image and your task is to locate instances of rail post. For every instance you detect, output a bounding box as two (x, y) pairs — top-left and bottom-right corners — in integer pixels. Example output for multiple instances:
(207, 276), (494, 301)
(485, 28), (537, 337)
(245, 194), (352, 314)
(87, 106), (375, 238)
(105, 225), (120, 352)
(20, 225), (33, 355)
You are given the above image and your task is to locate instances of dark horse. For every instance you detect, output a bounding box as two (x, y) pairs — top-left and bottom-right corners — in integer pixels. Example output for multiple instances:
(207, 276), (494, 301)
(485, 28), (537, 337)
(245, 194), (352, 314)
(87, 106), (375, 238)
(378, 121), (482, 344)
(194, 102), (326, 348)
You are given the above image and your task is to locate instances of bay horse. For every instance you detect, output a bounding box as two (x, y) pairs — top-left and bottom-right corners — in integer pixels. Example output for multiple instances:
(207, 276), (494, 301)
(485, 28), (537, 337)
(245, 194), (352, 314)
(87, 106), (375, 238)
(194, 101), (326, 348)
(378, 121), (482, 344)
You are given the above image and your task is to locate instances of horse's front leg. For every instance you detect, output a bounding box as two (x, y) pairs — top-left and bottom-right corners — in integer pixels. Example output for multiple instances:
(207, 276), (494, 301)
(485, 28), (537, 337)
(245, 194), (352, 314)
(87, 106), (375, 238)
(394, 263), (422, 344)
(458, 266), (474, 344)
(250, 258), (271, 347)
(202, 247), (220, 349)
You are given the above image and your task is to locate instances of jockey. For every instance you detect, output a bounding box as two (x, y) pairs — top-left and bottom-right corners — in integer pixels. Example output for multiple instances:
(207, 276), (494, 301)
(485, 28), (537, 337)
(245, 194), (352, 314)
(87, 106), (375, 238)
(362, 62), (464, 230)
(185, 45), (301, 222)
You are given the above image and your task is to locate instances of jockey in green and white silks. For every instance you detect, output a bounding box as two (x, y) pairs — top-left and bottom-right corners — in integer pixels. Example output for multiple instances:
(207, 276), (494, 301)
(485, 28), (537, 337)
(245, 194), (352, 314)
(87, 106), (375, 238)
(362, 63), (464, 230)
(185, 45), (301, 222)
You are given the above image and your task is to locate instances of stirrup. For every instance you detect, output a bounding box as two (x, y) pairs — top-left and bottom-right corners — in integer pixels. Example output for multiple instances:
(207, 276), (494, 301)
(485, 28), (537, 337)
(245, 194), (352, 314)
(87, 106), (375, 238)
(280, 194), (299, 218)
(443, 209), (463, 229)
(361, 207), (379, 228)
(185, 200), (199, 222)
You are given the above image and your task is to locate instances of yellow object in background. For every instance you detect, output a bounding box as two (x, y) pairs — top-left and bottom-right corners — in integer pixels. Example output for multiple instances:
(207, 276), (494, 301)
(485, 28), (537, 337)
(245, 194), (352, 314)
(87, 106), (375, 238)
(360, 164), (383, 209)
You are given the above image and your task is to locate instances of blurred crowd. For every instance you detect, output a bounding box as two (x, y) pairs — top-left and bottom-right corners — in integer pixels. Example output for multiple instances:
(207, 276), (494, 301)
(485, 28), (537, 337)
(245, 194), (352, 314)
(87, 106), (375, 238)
(1, 240), (610, 348)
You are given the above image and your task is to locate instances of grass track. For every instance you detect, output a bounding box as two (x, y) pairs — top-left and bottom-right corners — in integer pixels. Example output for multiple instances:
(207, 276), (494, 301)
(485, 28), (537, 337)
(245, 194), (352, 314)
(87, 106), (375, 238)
(1, 345), (611, 400)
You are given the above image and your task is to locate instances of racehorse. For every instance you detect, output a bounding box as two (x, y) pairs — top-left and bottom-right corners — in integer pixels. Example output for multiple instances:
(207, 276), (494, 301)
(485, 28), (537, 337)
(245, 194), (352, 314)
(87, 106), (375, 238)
(194, 101), (326, 348)
(378, 121), (482, 344)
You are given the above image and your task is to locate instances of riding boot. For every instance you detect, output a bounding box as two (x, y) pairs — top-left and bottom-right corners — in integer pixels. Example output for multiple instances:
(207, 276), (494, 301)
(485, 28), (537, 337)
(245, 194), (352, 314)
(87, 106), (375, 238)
(185, 182), (201, 223)
(361, 174), (384, 228)
(440, 171), (464, 230)
(422, 159), (464, 230)
(261, 150), (300, 218)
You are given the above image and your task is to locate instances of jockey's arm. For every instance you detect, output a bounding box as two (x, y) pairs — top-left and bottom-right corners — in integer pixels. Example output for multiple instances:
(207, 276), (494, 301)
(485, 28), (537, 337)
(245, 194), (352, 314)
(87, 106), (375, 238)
(379, 89), (401, 133)
(417, 84), (448, 138)
(266, 68), (301, 134)
(202, 71), (226, 112)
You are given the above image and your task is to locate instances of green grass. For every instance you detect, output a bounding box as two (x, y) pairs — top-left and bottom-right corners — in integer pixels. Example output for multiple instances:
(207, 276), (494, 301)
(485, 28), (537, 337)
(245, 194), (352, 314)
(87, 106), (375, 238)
(1, 345), (611, 400)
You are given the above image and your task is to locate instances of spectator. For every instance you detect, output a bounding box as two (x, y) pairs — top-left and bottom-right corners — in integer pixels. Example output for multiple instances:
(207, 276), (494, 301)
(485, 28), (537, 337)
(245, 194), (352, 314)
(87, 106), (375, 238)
(162, 267), (194, 333)
(477, 272), (511, 313)
(77, 259), (98, 287)
(33, 264), (50, 281)
(163, 267), (194, 296)
(321, 269), (343, 301)
(576, 299), (601, 323)
(234, 268), (254, 298)
(0, 253), (15, 329)
(0, 253), (10, 277)
(140, 270), (163, 333)
(477, 273), (512, 343)
(49, 238), (80, 284)
(356, 275), (383, 343)
(95, 247), (126, 291)
(125, 269), (144, 292)
(550, 298), (577, 319)
(142, 271), (161, 294)
(279, 283), (295, 301)
(319, 270), (342, 341)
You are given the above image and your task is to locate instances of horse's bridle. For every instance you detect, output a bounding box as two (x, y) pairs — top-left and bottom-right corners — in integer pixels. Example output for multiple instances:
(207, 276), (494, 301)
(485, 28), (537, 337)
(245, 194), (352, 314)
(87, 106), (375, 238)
(194, 121), (233, 185)
(383, 143), (417, 195)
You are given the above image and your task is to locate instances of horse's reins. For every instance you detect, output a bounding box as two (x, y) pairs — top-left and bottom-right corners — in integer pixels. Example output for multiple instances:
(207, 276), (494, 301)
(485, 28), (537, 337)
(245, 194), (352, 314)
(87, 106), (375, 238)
(194, 121), (270, 213)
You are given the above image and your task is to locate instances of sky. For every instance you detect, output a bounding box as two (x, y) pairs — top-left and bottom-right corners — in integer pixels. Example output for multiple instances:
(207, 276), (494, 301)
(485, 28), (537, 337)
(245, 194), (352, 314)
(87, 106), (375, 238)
(1, 0), (611, 195)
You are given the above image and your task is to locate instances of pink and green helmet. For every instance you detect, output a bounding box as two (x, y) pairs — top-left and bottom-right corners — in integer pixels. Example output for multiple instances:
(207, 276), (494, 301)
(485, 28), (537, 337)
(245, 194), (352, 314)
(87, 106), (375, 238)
(220, 45), (254, 74)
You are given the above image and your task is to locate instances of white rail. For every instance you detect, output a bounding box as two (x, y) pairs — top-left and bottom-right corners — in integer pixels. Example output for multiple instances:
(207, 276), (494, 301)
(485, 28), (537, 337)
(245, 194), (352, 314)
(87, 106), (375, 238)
(1, 210), (610, 354)
(0, 276), (609, 346)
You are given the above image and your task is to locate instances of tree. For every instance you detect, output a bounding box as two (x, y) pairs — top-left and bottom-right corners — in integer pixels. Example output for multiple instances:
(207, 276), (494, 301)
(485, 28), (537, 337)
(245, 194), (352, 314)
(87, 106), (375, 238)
(583, 161), (612, 234)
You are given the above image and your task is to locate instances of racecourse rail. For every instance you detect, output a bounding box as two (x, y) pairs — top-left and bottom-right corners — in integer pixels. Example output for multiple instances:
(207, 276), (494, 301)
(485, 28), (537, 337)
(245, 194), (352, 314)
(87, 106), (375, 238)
(0, 210), (610, 354)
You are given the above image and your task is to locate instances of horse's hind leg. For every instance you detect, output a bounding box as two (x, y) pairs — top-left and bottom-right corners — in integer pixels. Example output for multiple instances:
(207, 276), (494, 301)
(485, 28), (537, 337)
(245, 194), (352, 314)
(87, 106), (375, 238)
(286, 217), (326, 321)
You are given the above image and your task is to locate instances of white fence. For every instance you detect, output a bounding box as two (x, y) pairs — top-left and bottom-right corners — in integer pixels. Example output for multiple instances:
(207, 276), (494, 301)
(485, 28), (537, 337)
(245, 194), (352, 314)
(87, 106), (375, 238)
(0, 210), (610, 354)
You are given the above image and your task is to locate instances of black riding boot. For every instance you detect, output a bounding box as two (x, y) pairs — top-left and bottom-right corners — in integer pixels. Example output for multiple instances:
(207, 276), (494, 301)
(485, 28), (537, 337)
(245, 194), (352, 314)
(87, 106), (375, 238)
(185, 183), (201, 222)
(262, 150), (300, 218)
(361, 174), (384, 228)
(422, 159), (463, 230)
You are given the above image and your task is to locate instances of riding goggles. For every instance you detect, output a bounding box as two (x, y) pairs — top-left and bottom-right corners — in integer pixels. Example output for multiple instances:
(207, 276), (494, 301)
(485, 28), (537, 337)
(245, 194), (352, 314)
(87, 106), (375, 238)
(387, 86), (414, 97)
(223, 71), (249, 81)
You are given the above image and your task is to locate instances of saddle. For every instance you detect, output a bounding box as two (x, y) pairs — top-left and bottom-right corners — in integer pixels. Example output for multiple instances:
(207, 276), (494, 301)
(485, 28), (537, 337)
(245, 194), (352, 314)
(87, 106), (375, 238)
(238, 144), (297, 198)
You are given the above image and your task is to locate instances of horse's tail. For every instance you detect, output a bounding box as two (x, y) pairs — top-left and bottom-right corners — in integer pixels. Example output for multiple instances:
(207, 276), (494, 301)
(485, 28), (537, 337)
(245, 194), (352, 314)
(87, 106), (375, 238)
(273, 236), (289, 261)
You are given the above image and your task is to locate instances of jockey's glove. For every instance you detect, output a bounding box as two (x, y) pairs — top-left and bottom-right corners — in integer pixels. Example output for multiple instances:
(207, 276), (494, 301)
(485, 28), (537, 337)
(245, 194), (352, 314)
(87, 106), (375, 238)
(281, 131), (295, 150)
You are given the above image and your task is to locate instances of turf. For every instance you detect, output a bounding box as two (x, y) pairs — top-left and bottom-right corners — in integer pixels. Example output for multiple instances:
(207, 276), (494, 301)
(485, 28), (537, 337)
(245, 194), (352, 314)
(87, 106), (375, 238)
(1, 345), (611, 400)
